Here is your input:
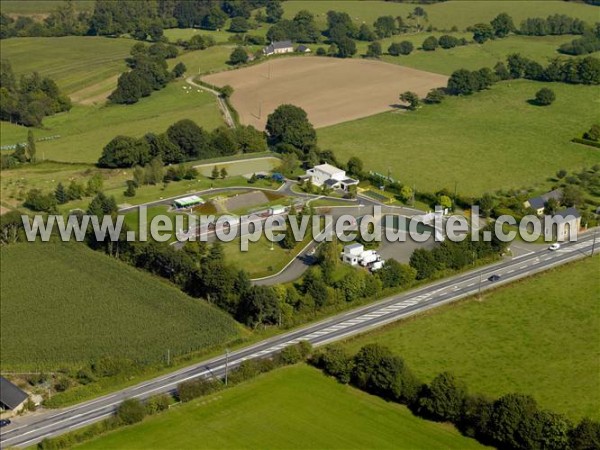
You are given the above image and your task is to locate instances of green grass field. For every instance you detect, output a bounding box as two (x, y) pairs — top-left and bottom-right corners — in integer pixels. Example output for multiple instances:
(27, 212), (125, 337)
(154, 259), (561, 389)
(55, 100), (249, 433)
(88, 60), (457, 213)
(0, 0), (94, 15)
(282, 0), (595, 32)
(78, 365), (485, 450)
(344, 257), (600, 421)
(0, 243), (241, 370)
(0, 37), (133, 95)
(223, 232), (311, 278)
(1, 80), (223, 163)
(318, 80), (600, 196)
(375, 34), (596, 75)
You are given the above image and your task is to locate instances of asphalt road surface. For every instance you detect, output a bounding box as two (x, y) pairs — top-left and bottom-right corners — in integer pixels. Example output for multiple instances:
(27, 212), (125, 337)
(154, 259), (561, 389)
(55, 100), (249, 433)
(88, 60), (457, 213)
(1, 233), (597, 448)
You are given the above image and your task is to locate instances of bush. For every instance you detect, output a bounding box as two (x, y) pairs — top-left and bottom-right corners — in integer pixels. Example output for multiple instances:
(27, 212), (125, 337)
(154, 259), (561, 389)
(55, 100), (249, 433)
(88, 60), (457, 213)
(117, 398), (146, 425)
(534, 87), (556, 105)
(388, 41), (413, 56)
(422, 36), (439, 51)
(439, 35), (459, 49)
(145, 394), (171, 415)
(177, 377), (222, 402)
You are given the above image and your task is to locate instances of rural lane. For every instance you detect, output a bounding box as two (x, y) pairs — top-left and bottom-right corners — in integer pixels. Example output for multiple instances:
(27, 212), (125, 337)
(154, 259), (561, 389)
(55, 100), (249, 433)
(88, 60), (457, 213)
(1, 231), (597, 448)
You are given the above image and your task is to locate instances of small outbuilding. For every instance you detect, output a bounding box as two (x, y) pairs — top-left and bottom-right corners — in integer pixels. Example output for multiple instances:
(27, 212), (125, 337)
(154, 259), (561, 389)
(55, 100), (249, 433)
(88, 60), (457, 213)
(173, 195), (204, 209)
(342, 243), (365, 265)
(0, 376), (28, 413)
(296, 45), (311, 53)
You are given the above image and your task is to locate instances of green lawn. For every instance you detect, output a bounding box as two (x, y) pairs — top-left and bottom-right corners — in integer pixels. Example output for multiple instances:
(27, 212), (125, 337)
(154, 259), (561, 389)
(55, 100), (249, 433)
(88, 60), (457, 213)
(164, 25), (269, 45)
(282, 1), (596, 32)
(78, 365), (485, 450)
(195, 156), (281, 177)
(0, 242), (241, 370)
(318, 80), (600, 196)
(0, 36), (133, 95)
(344, 257), (600, 422)
(1, 80), (223, 163)
(223, 232), (311, 278)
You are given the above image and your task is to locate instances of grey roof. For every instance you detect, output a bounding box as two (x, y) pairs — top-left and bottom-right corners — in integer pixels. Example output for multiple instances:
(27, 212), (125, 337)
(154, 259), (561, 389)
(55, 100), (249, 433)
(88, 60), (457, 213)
(324, 179), (339, 187)
(527, 189), (562, 210)
(264, 41), (293, 53)
(554, 207), (580, 220)
(342, 178), (358, 184)
(297, 44), (310, 52)
(272, 40), (293, 49)
(0, 376), (28, 410)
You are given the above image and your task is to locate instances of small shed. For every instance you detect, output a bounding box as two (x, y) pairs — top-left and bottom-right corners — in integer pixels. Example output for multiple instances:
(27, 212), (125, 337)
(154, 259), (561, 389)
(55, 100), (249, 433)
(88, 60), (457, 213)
(173, 195), (204, 209)
(0, 376), (28, 412)
(297, 45), (311, 53)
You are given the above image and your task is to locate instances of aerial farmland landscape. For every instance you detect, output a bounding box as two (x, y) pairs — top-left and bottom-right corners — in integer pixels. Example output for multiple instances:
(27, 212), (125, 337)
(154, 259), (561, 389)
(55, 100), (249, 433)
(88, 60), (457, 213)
(0, 1), (599, 449)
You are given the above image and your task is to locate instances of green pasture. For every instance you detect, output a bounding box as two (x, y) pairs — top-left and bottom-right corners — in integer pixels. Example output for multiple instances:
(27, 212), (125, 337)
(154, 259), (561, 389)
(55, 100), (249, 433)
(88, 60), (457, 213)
(78, 365), (485, 450)
(344, 257), (600, 421)
(318, 80), (600, 196)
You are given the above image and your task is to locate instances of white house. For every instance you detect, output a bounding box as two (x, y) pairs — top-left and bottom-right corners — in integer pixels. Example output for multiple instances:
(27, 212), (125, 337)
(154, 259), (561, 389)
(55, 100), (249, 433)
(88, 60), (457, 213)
(305, 163), (359, 191)
(263, 40), (294, 56)
(342, 243), (384, 271)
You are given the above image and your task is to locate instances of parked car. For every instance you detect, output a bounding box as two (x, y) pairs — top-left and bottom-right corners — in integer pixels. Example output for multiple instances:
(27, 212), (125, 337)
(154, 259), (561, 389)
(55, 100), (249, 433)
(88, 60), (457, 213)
(548, 243), (561, 251)
(488, 274), (501, 282)
(0, 419), (11, 427)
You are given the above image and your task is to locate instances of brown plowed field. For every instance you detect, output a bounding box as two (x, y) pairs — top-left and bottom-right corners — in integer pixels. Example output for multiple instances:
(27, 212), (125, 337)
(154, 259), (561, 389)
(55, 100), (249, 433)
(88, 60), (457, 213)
(202, 56), (448, 129)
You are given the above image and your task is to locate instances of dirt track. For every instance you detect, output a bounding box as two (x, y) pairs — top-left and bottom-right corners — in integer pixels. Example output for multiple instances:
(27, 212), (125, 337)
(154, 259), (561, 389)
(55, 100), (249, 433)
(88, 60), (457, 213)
(202, 57), (448, 129)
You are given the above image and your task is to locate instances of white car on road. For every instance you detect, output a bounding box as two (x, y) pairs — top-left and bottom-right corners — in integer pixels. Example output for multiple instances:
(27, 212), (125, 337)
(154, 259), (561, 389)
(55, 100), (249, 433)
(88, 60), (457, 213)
(548, 243), (561, 251)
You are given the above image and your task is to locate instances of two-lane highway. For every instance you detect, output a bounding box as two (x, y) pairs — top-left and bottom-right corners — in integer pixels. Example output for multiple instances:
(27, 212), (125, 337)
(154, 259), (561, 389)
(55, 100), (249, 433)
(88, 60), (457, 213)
(1, 233), (597, 448)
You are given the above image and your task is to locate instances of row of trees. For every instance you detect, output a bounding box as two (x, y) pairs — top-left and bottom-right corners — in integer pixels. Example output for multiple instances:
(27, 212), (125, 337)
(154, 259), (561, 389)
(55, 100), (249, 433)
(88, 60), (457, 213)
(1, 0), (272, 40)
(445, 54), (599, 98)
(98, 120), (267, 168)
(559, 24), (600, 56)
(109, 42), (184, 105)
(0, 60), (71, 126)
(313, 343), (600, 450)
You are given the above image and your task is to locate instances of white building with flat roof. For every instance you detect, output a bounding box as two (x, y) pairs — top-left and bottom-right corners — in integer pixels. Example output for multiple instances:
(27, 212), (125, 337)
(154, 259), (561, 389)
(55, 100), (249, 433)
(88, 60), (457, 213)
(306, 163), (358, 191)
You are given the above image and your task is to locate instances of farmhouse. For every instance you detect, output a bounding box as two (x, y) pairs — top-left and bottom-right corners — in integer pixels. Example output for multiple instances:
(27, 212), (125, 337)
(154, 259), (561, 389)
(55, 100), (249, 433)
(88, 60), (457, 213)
(524, 189), (562, 215)
(263, 41), (294, 56)
(305, 163), (358, 191)
(0, 377), (28, 413)
(173, 195), (204, 209)
(544, 207), (581, 241)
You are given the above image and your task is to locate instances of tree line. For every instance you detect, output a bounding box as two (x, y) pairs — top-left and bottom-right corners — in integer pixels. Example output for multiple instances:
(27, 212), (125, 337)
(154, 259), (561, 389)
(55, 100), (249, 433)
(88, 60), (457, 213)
(313, 343), (600, 450)
(0, 59), (71, 127)
(0, 0), (271, 40)
(98, 119), (267, 168)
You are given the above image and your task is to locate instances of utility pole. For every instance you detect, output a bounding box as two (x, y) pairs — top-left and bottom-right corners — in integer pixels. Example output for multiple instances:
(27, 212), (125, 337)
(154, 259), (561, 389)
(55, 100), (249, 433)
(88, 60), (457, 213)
(592, 230), (597, 257)
(224, 349), (229, 386)
(167, 349), (170, 366)
(478, 271), (482, 299)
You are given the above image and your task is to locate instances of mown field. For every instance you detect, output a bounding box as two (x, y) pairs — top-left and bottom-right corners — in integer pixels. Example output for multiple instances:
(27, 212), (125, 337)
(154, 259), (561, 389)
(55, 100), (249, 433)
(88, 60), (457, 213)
(0, 243), (241, 370)
(319, 80), (600, 196)
(78, 365), (485, 450)
(0, 37), (133, 95)
(344, 257), (600, 421)
(0, 0), (94, 15)
(373, 34), (597, 75)
(0, 79), (223, 163)
(282, 0), (595, 31)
